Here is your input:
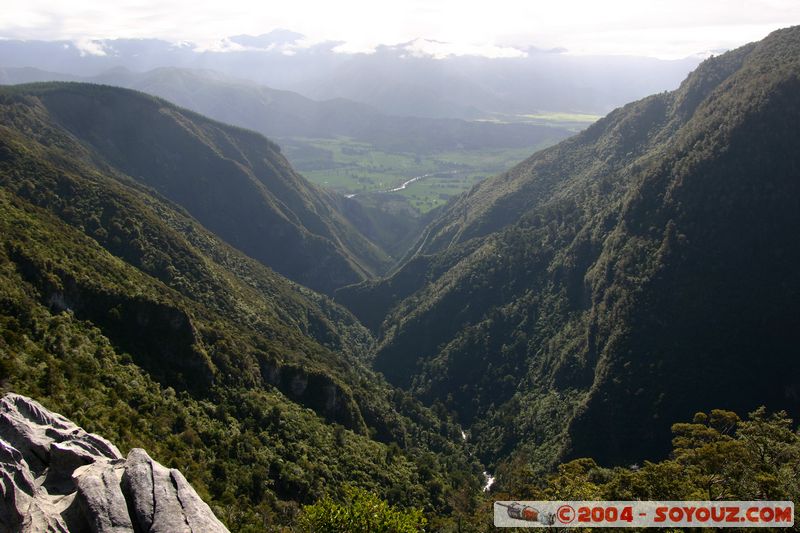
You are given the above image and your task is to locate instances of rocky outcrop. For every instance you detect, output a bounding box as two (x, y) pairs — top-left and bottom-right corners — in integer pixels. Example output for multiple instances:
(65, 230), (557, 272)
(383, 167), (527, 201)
(258, 359), (368, 434)
(7, 244), (215, 394)
(0, 393), (229, 533)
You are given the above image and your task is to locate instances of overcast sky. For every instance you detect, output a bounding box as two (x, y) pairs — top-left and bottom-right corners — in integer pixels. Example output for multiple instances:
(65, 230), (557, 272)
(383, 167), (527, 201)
(1, 0), (799, 59)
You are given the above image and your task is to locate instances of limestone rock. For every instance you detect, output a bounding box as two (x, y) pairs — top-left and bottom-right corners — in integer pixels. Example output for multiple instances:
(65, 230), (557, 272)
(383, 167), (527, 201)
(73, 462), (132, 533)
(0, 393), (229, 533)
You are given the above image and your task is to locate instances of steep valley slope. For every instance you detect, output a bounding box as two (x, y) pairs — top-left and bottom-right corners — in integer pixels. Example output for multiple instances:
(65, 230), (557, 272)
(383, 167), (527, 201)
(0, 83), (482, 530)
(2, 82), (393, 295)
(337, 26), (800, 472)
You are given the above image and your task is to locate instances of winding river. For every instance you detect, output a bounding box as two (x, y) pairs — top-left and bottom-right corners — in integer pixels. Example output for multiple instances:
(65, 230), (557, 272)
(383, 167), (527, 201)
(345, 170), (460, 198)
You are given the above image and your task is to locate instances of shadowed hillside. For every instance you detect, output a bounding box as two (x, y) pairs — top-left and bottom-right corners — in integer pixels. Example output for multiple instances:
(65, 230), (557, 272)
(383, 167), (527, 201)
(3, 82), (392, 294)
(338, 26), (800, 469)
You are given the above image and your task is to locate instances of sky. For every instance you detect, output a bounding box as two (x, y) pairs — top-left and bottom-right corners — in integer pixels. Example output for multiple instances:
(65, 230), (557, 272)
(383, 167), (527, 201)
(1, 0), (799, 59)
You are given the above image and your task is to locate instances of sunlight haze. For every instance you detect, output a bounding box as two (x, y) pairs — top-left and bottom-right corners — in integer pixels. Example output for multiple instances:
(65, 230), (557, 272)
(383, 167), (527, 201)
(1, 0), (799, 58)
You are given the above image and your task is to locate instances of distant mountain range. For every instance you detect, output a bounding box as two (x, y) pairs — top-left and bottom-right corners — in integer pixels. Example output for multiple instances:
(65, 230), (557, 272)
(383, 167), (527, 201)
(0, 66), (571, 154)
(0, 31), (700, 118)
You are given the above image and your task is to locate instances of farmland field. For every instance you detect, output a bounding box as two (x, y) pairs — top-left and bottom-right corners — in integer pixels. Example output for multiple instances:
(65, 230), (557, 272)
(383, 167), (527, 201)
(478, 111), (602, 131)
(279, 113), (597, 213)
(281, 137), (558, 213)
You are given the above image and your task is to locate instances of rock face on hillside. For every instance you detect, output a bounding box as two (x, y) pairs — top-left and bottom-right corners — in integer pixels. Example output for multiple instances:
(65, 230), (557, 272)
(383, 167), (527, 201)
(0, 393), (229, 532)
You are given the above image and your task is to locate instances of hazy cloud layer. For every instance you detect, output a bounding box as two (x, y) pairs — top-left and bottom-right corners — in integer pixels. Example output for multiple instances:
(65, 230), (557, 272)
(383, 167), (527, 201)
(1, 0), (799, 58)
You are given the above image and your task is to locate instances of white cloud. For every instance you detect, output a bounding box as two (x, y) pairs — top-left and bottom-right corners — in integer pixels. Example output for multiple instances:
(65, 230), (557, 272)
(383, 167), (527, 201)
(190, 38), (247, 53)
(74, 37), (108, 56)
(403, 38), (527, 59)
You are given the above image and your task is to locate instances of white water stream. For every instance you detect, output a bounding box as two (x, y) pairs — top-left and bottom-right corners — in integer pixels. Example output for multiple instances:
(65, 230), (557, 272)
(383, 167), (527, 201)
(460, 429), (495, 492)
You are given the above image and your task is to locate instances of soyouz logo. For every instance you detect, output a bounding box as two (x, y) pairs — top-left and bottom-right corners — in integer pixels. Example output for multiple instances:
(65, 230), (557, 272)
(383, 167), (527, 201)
(493, 501), (795, 528)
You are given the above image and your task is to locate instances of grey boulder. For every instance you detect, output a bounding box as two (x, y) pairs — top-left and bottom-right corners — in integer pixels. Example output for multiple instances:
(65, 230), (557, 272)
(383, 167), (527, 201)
(0, 393), (229, 533)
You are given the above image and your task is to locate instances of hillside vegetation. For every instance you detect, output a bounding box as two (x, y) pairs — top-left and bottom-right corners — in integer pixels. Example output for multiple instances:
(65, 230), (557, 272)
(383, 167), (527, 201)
(0, 84), (484, 531)
(337, 26), (800, 476)
(2, 82), (394, 294)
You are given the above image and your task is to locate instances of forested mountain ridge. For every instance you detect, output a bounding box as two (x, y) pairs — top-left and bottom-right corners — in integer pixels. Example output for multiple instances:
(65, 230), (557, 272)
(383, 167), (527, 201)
(0, 84), (482, 530)
(2, 82), (392, 295)
(337, 26), (800, 471)
(334, 38), (758, 329)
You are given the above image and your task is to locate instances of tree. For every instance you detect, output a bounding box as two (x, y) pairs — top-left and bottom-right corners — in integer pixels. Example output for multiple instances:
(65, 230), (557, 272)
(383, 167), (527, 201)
(298, 485), (427, 533)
